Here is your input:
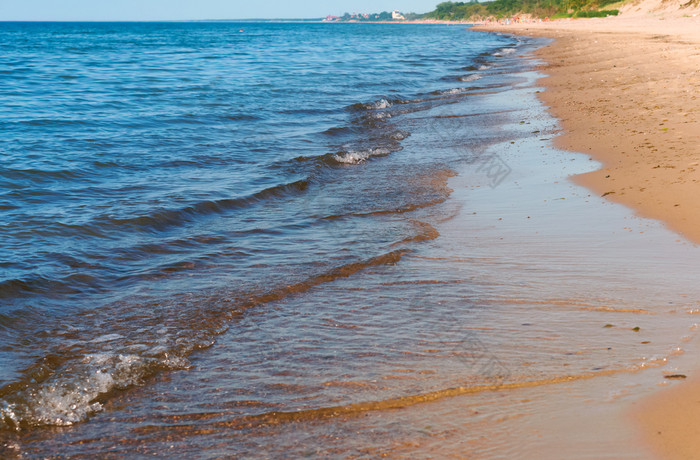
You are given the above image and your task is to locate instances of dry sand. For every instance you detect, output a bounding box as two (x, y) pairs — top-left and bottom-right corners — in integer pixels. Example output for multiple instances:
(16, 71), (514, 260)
(474, 8), (700, 460)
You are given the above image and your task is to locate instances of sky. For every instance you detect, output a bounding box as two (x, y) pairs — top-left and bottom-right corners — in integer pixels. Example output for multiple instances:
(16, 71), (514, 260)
(0, 0), (442, 21)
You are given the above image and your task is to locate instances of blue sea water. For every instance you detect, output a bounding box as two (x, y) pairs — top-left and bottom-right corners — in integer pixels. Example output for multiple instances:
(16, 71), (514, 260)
(0, 20), (549, 453)
(6, 20), (700, 459)
(0, 22), (515, 310)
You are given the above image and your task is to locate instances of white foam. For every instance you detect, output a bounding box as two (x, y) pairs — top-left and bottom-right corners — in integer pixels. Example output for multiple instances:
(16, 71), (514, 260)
(440, 88), (468, 95)
(92, 333), (124, 343)
(459, 74), (483, 82)
(0, 352), (190, 430)
(333, 148), (390, 164)
(390, 130), (409, 140)
(494, 48), (516, 56)
(369, 111), (392, 120)
(370, 98), (392, 109)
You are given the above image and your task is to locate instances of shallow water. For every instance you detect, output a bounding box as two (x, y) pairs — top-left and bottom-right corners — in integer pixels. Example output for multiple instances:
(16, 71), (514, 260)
(1, 20), (529, 439)
(3, 22), (700, 458)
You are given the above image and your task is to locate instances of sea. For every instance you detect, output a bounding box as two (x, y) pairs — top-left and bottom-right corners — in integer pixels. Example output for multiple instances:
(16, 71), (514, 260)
(3, 21), (700, 458)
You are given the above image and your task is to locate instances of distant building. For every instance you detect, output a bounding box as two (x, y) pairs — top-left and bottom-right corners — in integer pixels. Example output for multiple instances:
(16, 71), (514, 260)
(323, 15), (340, 21)
(392, 10), (405, 20)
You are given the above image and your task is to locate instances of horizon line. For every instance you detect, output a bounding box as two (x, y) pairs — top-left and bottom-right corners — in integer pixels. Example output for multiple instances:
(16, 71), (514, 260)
(0, 18), (326, 22)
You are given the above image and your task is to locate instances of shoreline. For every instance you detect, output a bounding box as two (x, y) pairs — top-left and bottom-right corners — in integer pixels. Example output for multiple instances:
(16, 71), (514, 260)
(474, 15), (700, 245)
(474, 13), (700, 460)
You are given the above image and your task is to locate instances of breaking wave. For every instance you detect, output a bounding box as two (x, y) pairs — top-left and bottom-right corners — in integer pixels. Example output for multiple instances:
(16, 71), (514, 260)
(332, 148), (393, 164)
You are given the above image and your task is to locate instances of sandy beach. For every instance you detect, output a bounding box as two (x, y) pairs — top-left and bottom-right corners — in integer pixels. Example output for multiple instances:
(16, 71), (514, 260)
(477, 11), (700, 244)
(475, 7), (700, 459)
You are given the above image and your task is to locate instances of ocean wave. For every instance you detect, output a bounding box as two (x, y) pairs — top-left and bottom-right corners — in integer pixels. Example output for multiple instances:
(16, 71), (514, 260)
(0, 274), (97, 300)
(332, 148), (392, 165)
(279, 134), (405, 169)
(458, 74), (483, 82)
(93, 179), (309, 234)
(222, 114), (262, 121)
(493, 47), (516, 57)
(0, 305), (47, 332)
(0, 178), (309, 246)
(368, 98), (392, 110)
(434, 88), (467, 96)
(353, 98), (389, 110)
(0, 250), (407, 431)
(368, 111), (392, 120)
(348, 97), (407, 112)
(0, 352), (190, 430)
(21, 118), (92, 127)
(389, 130), (409, 141)
(0, 178), (315, 305)
(0, 167), (92, 184)
(460, 64), (492, 72)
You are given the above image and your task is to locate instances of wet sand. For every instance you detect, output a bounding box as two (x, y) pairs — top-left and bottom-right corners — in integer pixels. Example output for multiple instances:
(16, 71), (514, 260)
(475, 10), (700, 460)
(476, 14), (700, 245)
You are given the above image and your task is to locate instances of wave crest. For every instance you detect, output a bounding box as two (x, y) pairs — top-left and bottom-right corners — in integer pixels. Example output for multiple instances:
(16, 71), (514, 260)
(332, 148), (391, 165)
(459, 74), (483, 82)
(0, 352), (190, 430)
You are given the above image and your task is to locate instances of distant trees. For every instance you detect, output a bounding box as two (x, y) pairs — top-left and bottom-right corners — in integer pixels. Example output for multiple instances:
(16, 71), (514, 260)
(424, 0), (619, 19)
(332, 0), (619, 23)
(373, 11), (393, 20)
(429, 1), (490, 20)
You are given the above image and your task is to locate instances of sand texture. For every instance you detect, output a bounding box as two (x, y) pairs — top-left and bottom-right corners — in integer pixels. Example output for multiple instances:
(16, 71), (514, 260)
(475, 9), (700, 459)
(476, 12), (700, 245)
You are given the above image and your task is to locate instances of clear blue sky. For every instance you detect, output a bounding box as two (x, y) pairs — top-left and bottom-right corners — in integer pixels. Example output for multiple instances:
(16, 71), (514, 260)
(0, 0), (442, 21)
